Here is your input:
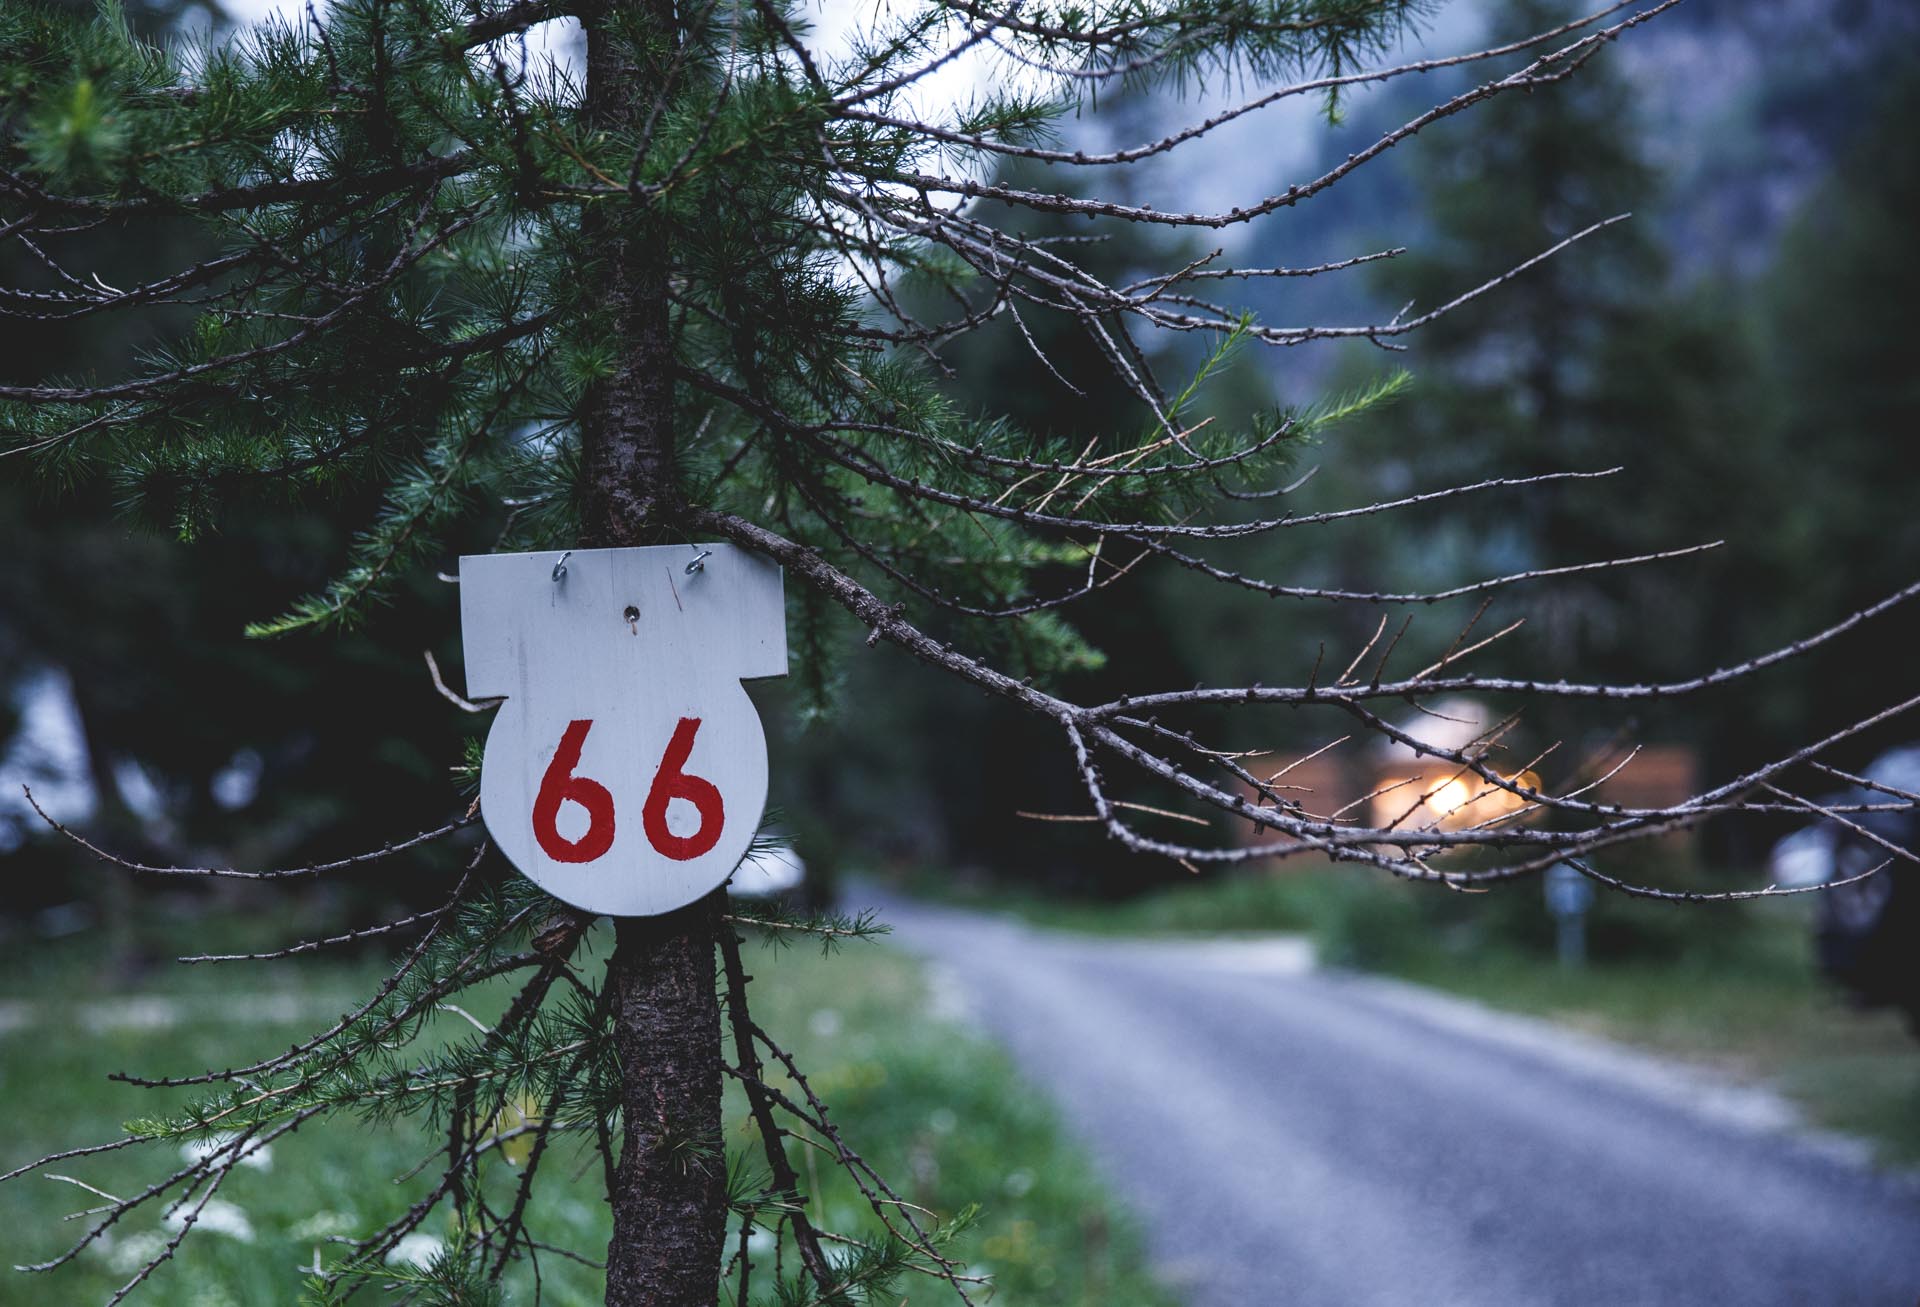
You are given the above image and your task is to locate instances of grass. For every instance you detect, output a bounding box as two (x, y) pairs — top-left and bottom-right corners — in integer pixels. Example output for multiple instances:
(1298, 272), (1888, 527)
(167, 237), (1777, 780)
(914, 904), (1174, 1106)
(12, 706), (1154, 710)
(745, 939), (1174, 1307)
(1385, 948), (1920, 1164)
(916, 862), (1920, 1167)
(0, 896), (1172, 1306)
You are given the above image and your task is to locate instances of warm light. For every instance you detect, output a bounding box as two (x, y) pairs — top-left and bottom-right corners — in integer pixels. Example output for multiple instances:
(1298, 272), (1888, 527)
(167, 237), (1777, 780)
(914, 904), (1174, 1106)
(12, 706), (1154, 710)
(1429, 778), (1472, 816)
(1368, 767), (1543, 838)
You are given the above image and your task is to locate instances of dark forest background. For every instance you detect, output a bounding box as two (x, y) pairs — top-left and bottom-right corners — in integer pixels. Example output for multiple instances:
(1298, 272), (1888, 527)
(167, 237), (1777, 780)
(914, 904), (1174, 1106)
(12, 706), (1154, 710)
(3, 0), (1916, 954)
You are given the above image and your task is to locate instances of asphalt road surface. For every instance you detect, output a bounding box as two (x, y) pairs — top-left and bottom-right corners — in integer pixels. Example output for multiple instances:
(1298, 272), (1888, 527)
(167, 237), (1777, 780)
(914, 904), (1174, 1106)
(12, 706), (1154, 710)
(860, 891), (1920, 1307)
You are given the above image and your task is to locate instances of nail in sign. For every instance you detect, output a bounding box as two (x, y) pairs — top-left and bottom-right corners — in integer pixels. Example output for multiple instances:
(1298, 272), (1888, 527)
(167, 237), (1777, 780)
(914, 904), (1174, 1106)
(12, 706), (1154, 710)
(459, 545), (786, 916)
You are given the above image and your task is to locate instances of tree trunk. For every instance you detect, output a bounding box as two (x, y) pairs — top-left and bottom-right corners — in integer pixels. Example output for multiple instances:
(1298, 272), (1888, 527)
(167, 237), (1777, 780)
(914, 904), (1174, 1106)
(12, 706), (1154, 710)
(603, 900), (726, 1307)
(578, 3), (727, 1303)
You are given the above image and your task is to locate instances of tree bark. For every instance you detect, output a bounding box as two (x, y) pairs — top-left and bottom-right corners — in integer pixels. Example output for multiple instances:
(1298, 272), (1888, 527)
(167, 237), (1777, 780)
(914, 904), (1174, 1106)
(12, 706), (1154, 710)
(578, 3), (727, 1304)
(603, 899), (726, 1307)
(580, 0), (683, 544)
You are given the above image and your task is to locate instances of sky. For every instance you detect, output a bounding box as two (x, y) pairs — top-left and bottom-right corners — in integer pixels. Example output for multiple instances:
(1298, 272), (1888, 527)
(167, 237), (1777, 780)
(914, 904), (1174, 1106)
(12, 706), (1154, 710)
(214, 0), (1493, 242)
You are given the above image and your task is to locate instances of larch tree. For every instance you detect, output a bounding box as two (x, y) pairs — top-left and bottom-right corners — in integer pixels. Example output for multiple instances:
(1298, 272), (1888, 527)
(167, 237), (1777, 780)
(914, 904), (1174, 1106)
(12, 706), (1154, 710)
(1, 0), (1913, 1303)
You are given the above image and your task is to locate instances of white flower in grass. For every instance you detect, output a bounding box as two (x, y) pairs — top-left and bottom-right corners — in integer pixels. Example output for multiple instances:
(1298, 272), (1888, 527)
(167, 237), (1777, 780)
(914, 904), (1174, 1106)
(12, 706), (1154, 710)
(177, 1133), (273, 1171)
(102, 1231), (168, 1274)
(165, 1198), (255, 1244)
(289, 1210), (356, 1240)
(387, 1231), (445, 1269)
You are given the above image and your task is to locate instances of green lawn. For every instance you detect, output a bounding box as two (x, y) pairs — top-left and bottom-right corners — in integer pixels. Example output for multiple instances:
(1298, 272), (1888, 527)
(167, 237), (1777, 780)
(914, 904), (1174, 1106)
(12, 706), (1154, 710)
(919, 864), (1920, 1166)
(0, 902), (1171, 1306)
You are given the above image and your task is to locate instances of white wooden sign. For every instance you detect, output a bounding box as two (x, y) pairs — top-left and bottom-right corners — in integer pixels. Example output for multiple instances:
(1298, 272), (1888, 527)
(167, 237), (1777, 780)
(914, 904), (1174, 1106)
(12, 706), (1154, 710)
(460, 544), (786, 916)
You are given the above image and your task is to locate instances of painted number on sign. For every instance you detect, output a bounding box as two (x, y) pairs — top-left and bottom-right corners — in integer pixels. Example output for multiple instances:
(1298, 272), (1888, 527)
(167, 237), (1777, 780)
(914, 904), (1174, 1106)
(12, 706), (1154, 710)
(532, 717), (725, 864)
(459, 544), (787, 917)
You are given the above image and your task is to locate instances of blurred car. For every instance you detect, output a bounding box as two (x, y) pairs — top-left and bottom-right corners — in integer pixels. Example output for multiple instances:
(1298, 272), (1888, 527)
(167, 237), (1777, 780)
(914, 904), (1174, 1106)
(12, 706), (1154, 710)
(721, 829), (844, 913)
(728, 841), (808, 903)
(1768, 745), (1920, 1032)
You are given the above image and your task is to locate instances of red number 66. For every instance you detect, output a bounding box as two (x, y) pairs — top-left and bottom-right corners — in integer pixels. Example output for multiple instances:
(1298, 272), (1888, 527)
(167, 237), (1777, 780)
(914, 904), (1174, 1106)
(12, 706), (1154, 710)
(532, 718), (724, 864)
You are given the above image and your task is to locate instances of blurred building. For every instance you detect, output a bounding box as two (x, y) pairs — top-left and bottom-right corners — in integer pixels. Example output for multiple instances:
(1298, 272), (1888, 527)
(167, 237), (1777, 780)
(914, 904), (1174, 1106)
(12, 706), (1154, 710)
(1238, 698), (1697, 855)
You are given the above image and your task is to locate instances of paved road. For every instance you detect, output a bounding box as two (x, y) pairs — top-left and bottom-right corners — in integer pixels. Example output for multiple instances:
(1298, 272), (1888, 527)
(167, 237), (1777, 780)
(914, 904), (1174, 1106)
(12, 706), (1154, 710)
(859, 891), (1920, 1307)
